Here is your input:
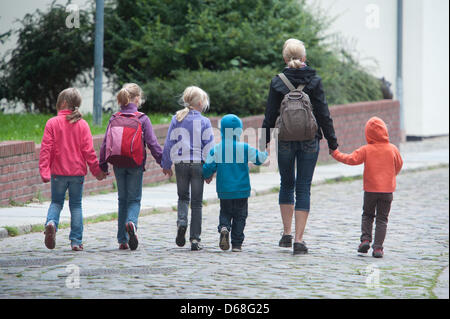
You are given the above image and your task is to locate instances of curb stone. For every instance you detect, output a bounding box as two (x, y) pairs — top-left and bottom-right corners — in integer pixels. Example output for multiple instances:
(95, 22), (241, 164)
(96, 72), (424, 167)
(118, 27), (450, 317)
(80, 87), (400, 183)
(0, 228), (8, 238)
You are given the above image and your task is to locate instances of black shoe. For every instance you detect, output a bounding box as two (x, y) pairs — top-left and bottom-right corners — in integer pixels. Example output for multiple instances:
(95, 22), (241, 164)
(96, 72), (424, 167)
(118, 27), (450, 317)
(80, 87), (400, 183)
(293, 241), (308, 255)
(176, 225), (187, 247)
(191, 239), (202, 251)
(219, 227), (230, 251)
(126, 222), (138, 251)
(232, 245), (242, 252)
(358, 240), (371, 253)
(279, 233), (293, 248)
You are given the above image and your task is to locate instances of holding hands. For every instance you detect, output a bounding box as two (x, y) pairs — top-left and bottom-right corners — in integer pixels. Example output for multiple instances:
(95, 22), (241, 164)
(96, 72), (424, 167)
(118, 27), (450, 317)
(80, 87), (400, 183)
(96, 171), (108, 181)
(163, 168), (173, 178)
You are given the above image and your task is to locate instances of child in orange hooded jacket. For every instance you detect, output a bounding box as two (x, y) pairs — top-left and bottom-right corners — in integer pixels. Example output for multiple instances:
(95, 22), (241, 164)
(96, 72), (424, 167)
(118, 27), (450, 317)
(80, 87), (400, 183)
(331, 117), (403, 258)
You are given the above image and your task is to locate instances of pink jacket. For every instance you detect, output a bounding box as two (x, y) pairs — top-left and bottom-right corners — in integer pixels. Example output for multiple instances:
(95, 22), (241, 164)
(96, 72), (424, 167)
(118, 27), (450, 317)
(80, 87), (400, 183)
(39, 110), (102, 181)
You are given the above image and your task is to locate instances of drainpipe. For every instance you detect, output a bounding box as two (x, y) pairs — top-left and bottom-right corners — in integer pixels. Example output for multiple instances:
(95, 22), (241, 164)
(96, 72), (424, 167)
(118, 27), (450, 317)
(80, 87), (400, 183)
(396, 0), (405, 141)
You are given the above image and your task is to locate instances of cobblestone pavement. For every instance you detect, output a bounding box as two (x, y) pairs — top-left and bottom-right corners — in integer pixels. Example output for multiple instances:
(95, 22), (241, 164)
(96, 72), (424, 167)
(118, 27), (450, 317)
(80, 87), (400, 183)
(0, 167), (448, 299)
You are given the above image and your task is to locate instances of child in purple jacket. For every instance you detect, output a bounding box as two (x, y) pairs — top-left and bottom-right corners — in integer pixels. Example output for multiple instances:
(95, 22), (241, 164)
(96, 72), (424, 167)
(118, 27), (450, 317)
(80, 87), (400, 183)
(161, 86), (214, 251)
(99, 83), (163, 251)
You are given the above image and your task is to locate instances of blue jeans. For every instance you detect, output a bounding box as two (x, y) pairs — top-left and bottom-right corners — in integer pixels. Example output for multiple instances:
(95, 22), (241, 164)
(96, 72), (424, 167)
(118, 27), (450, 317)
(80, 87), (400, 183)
(45, 175), (84, 246)
(277, 139), (319, 212)
(175, 163), (204, 242)
(113, 166), (143, 244)
(218, 198), (248, 246)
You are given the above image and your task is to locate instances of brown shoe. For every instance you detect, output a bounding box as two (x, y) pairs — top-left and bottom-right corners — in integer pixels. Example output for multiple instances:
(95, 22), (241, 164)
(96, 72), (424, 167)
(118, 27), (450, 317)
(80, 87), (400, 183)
(119, 243), (129, 250)
(44, 222), (56, 249)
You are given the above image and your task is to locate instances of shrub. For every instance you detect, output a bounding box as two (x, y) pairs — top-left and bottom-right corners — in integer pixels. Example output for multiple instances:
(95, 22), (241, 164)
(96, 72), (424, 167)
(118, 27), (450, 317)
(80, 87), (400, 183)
(142, 67), (276, 115)
(142, 64), (382, 116)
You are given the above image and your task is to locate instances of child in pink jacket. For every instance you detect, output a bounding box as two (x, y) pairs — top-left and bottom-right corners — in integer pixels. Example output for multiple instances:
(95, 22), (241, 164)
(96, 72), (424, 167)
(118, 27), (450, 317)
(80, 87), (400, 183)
(39, 88), (105, 251)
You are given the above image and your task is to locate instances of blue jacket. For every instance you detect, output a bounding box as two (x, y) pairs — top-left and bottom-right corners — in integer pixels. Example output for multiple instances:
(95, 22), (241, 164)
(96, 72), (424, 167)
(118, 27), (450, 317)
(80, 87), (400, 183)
(203, 114), (268, 199)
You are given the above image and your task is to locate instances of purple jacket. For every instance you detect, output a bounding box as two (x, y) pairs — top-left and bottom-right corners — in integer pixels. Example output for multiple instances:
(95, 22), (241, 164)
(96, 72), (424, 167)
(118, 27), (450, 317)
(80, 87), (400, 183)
(99, 103), (163, 172)
(161, 110), (214, 170)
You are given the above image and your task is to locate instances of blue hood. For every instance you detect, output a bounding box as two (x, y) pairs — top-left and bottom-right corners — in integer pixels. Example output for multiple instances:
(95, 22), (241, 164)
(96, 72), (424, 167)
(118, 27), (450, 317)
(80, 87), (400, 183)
(220, 114), (243, 140)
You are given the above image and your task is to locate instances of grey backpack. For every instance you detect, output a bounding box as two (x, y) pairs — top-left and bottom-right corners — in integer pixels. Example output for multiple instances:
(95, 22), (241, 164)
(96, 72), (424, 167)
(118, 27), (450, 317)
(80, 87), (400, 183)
(275, 73), (318, 141)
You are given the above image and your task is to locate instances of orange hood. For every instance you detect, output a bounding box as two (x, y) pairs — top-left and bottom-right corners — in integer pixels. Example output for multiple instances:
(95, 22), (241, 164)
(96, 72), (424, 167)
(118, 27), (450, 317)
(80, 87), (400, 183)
(365, 117), (389, 144)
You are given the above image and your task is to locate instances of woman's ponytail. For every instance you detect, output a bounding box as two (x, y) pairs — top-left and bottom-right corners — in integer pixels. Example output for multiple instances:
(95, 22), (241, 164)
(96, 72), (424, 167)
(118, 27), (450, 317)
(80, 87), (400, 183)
(287, 57), (305, 69)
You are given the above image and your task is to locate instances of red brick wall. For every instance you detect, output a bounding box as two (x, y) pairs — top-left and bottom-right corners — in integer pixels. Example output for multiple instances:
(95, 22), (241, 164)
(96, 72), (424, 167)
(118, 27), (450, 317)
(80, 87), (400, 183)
(0, 99), (400, 206)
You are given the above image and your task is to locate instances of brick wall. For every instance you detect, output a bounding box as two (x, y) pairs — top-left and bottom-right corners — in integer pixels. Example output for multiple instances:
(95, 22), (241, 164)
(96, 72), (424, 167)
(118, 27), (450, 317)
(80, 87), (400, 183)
(0, 99), (400, 206)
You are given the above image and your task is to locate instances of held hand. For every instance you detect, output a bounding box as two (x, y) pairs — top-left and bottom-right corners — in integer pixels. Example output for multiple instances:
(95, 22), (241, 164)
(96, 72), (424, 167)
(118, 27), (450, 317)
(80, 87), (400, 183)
(163, 168), (173, 177)
(329, 148), (334, 155)
(96, 171), (107, 181)
(205, 177), (213, 184)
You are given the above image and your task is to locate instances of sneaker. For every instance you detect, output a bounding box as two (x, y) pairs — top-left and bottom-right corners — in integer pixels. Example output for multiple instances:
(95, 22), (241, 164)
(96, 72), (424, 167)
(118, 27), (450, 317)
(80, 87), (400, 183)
(358, 240), (371, 253)
(71, 244), (84, 251)
(293, 241), (308, 255)
(219, 227), (230, 251)
(176, 225), (187, 247)
(44, 221), (56, 250)
(232, 245), (242, 252)
(126, 222), (138, 251)
(372, 248), (384, 258)
(119, 243), (129, 250)
(279, 233), (293, 248)
(191, 239), (202, 251)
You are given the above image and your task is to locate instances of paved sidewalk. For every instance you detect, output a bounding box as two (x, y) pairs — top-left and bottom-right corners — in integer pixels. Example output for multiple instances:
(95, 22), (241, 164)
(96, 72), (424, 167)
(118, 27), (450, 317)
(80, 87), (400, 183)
(0, 166), (447, 298)
(0, 137), (448, 234)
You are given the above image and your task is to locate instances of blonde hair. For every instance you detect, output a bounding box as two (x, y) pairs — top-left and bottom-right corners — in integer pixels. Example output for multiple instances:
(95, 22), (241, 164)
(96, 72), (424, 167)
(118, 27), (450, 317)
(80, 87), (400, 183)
(117, 83), (143, 107)
(175, 86), (210, 122)
(282, 38), (306, 69)
(56, 88), (82, 123)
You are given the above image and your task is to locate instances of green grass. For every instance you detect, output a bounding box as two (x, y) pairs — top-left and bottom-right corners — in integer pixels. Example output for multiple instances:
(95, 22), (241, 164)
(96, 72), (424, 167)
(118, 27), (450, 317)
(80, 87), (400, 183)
(4, 226), (19, 237)
(0, 112), (172, 144)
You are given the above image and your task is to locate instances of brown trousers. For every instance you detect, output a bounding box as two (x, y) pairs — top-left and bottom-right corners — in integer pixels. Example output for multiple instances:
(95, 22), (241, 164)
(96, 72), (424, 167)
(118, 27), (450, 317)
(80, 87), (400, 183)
(361, 192), (393, 249)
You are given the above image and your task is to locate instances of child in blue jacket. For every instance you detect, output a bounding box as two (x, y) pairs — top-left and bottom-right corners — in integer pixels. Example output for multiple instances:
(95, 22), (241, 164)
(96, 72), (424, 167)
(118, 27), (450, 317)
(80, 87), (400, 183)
(203, 114), (268, 252)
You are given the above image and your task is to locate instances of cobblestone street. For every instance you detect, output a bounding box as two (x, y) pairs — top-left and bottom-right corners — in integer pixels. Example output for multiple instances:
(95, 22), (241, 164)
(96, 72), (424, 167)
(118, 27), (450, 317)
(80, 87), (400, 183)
(0, 167), (448, 299)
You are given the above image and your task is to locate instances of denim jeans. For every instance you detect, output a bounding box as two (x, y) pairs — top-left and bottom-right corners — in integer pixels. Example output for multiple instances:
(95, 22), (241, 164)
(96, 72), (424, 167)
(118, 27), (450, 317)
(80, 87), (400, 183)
(277, 138), (319, 212)
(113, 166), (143, 244)
(45, 175), (84, 246)
(218, 198), (248, 246)
(175, 163), (204, 242)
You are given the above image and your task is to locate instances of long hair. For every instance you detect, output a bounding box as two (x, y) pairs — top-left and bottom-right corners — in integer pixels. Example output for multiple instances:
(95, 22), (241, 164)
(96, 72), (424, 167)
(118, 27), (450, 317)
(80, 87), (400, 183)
(56, 88), (83, 123)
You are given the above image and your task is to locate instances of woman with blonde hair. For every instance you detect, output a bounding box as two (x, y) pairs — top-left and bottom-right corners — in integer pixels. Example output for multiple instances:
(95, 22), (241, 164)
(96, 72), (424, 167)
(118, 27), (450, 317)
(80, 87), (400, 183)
(262, 38), (339, 255)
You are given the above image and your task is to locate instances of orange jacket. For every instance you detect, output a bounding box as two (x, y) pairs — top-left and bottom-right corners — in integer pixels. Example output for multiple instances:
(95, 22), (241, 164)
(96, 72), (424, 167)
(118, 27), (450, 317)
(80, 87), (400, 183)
(332, 117), (403, 193)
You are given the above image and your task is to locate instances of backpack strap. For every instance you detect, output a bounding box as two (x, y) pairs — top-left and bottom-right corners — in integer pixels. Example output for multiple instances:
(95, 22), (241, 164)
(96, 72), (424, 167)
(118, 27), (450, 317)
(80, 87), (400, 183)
(278, 73), (305, 92)
(278, 73), (295, 91)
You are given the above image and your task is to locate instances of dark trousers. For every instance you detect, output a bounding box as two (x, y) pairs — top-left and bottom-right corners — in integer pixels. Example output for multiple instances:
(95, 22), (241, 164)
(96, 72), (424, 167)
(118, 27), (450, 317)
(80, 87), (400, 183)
(218, 198), (248, 246)
(175, 163), (204, 242)
(361, 192), (393, 249)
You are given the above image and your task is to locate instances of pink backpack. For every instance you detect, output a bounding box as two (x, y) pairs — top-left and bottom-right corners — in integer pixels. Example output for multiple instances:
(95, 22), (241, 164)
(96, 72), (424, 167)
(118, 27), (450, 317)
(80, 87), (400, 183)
(105, 112), (145, 167)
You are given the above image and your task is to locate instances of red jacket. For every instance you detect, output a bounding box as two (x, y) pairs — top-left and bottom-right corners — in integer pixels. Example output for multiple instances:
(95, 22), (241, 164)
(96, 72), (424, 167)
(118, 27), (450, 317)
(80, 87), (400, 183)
(39, 110), (102, 182)
(332, 117), (403, 193)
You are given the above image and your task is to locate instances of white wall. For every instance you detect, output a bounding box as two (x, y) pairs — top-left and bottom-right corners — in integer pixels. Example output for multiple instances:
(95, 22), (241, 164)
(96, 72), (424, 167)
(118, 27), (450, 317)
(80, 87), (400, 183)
(307, 0), (449, 137)
(0, 0), (114, 114)
(306, 0), (398, 96)
(420, 0), (449, 136)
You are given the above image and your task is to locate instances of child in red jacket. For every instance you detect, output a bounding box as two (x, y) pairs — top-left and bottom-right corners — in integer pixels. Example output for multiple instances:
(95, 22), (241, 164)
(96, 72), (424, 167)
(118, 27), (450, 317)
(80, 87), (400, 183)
(39, 88), (106, 251)
(331, 117), (403, 258)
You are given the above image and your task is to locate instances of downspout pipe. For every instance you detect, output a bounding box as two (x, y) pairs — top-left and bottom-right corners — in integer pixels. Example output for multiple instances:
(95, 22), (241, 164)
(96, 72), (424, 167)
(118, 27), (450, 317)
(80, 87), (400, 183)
(396, 0), (405, 140)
